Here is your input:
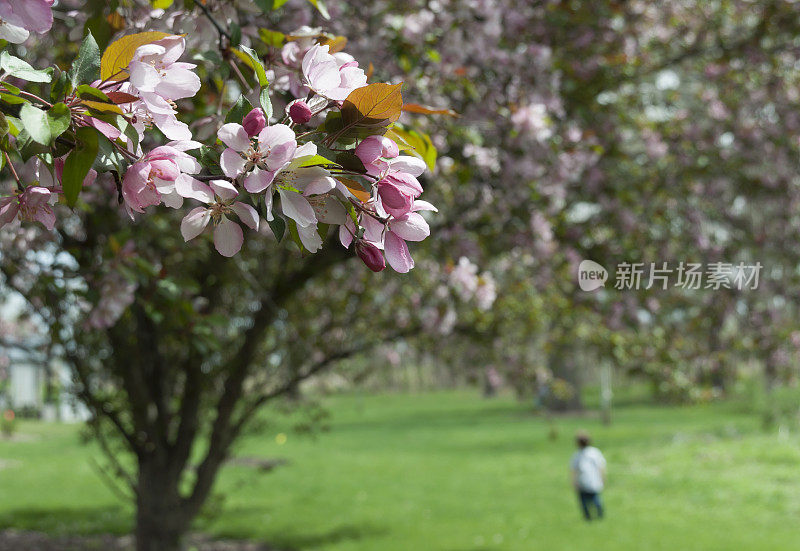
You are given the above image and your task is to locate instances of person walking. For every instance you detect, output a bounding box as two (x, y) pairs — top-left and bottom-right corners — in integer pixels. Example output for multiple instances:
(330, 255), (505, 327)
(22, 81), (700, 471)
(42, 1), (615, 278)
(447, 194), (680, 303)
(570, 431), (606, 521)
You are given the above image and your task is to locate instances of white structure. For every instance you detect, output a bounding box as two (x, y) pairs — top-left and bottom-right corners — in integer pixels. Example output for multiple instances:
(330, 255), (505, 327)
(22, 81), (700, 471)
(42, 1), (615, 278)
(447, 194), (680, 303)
(2, 345), (89, 422)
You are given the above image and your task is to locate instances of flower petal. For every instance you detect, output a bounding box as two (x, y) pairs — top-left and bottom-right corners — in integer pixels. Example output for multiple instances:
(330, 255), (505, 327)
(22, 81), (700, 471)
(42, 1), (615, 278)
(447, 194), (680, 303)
(220, 148), (247, 178)
(174, 174), (213, 203)
(389, 155), (427, 177)
(384, 231), (414, 273)
(213, 216), (244, 257)
(278, 188), (316, 227)
(297, 223), (323, 252)
(209, 179), (238, 201)
(243, 168), (275, 193)
(180, 207), (211, 241)
(390, 212), (429, 242)
(218, 123), (251, 151)
(230, 201), (259, 231)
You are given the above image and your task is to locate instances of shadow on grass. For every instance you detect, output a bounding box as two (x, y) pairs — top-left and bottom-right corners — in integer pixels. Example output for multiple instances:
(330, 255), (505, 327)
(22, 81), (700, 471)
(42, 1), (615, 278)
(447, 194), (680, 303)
(213, 517), (389, 551)
(0, 505), (131, 536)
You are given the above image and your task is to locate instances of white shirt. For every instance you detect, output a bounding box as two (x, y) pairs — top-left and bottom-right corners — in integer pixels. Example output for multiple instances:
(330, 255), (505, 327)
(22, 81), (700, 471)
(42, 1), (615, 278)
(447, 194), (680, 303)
(571, 446), (606, 493)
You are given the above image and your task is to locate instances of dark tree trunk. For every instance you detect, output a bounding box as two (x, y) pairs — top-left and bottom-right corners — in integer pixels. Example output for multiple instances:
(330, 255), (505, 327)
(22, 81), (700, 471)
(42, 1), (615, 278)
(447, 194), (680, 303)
(544, 343), (583, 411)
(135, 458), (189, 551)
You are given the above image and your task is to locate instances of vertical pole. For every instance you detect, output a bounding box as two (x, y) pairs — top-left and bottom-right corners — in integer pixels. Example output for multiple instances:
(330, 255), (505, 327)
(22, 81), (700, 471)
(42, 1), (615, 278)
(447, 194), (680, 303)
(600, 361), (612, 425)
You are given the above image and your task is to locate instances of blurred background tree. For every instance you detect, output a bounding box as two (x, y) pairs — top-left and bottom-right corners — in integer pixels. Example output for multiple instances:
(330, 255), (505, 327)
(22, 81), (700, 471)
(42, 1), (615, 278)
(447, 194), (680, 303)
(4, 0), (800, 550)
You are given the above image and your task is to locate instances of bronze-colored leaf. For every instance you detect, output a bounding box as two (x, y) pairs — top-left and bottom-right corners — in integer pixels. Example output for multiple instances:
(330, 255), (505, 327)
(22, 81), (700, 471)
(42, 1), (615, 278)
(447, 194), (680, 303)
(106, 91), (140, 105)
(402, 103), (459, 117)
(337, 177), (370, 203)
(318, 35), (347, 53)
(341, 83), (403, 131)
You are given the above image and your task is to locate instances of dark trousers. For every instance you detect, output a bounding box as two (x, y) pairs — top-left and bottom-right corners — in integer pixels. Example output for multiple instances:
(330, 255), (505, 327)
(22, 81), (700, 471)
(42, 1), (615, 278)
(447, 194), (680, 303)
(578, 491), (603, 520)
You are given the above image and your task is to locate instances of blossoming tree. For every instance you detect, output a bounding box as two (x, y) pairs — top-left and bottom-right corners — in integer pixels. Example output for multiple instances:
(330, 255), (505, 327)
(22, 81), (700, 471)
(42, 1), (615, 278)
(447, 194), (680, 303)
(0, 1), (446, 549)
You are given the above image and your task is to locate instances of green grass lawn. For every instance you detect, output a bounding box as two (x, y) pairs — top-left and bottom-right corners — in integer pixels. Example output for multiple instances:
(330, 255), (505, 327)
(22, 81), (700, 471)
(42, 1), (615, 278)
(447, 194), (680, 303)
(0, 391), (798, 550)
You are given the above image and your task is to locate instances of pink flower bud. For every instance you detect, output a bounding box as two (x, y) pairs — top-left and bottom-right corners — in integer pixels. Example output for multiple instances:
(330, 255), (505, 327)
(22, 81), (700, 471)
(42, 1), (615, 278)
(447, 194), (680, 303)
(242, 108), (267, 137)
(288, 100), (313, 125)
(355, 240), (386, 272)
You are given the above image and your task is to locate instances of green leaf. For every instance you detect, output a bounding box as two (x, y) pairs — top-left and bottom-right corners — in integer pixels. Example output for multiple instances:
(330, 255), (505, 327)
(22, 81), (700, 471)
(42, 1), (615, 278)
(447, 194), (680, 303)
(76, 84), (111, 102)
(1, 82), (19, 95)
(230, 22), (242, 47)
(335, 151), (367, 174)
(0, 52), (52, 83)
(15, 129), (49, 161)
(84, 15), (113, 51)
(51, 70), (71, 103)
(387, 126), (438, 171)
(307, 0), (330, 19)
(259, 87), (273, 120)
(151, 0), (174, 8)
(62, 127), (99, 207)
(268, 216), (286, 242)
(19, 103), (71, 146)
(225, 95), (252, 124)
(233, 45), (269, 88)
(0, 113), (9, 138)
(95, 135), (127, 173)
(258, 28), (286, 48)
(254, 0), (289, 12)
(197, 145), (221, 173)
(0, 93), (25, 105)
(69, 31), (101, 88)
(4, 115), (20, 136)
(297, 154), (338, 168)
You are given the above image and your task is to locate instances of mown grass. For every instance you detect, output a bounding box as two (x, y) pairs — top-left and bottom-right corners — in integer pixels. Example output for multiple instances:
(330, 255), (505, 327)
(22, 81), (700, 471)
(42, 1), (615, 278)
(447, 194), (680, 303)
(0, 390), (797, 550)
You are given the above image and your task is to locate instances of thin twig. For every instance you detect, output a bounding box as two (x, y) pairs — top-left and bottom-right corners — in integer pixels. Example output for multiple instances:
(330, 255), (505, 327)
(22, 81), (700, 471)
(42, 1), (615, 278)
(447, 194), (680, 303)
(3, 151), (21, 190)
(193, 0), (231, 49)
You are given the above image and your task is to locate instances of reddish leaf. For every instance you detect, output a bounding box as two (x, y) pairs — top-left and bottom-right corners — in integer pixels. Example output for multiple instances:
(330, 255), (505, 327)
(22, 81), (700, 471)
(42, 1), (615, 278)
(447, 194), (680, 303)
(402, 103), (459, 117)
(106, 91), (140, 105)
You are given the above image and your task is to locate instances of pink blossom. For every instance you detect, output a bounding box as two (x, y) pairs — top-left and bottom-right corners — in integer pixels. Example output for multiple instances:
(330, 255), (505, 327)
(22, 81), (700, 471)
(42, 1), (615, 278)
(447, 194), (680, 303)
(375, 156), (427, 218)
(355, 239), (385, 272)
(355, 135), (399, 172)
(383, 211), (431, 273)
(301, 45), (367, 101)
(352, 200), (436, 274)
(121, 36), (200, 142)
(511, 103), (552, 141)
(0, 0), (54, 43)
(242, 108), (267, 137)
(0, 186), (55, 230)
(288, 100), (313, 125)
(218, 122), (297, 193)
(129, 36), (201, 108)
(121, 141), (202, 216)
(270, 143), (345, 251)
(178, 179), (259, 257)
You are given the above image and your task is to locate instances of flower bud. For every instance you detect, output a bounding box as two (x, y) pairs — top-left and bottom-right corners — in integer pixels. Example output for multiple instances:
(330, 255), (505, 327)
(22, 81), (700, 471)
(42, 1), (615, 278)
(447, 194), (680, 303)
(288, 100), (313, 125)
(355, 240), (386, 272)
(242, 108), (267, 137)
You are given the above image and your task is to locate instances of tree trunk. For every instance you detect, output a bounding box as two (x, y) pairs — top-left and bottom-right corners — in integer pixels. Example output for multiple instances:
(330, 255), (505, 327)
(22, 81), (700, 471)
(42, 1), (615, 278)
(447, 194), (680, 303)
(544, 343), (583, 411)
(135, 458), (189, 551)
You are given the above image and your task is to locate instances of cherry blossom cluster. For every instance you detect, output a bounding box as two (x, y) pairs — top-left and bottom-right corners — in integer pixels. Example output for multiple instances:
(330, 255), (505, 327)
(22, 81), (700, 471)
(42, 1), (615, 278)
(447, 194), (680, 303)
(0, 0), (54, 44)
(448, 257), (497, 311)
(0, 19), (437, 272)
